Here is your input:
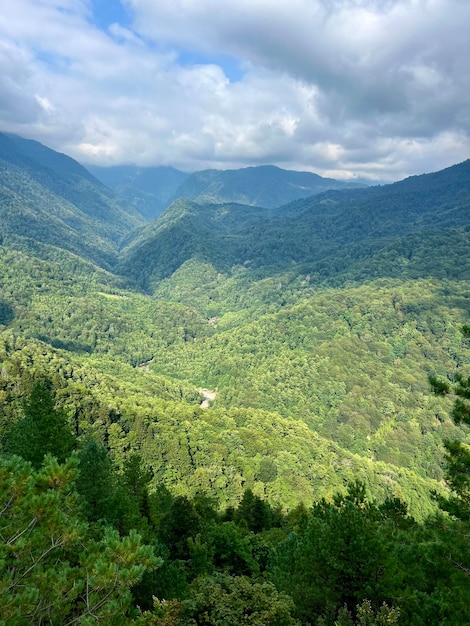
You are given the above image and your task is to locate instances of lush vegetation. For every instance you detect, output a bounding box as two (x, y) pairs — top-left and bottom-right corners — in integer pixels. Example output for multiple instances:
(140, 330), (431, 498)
(0, 132), (143, 268)
(1, 136), (470, 623)
(164, 164), (363, 208)
(1, 378), (469, 624)
(88, 164), (189, 220)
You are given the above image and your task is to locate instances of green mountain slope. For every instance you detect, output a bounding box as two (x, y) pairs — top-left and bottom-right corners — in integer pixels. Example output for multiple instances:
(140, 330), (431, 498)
(172, 164), (364, 208)
(1, 241), (467, 516)
(148, 278), (469, 478)
(2, 135), (470, 626)
(120, 160), (470, 292)
(1, 137), (469, 523)
(0, 133), (143, 268)
(112, 158), (470, 506)
(88, 164), (189, 219)
(119, 199), (272, 288)
(1, 241), (468, 515)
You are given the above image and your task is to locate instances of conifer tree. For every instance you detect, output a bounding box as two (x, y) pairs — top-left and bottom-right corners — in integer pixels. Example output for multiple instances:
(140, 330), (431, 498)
(2, 377), (75, 467)
(0, 454), (160, 624)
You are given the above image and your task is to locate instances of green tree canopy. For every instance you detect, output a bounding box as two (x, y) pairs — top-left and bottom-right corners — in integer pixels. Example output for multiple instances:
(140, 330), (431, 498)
(2, 378), (75, 468)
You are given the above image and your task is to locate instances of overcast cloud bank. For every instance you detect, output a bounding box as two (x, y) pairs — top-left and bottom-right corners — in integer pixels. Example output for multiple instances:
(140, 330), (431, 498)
(0, 0), (469, 181)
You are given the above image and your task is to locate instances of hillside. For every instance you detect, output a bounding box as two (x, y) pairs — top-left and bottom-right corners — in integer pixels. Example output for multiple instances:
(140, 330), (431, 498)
(0, 137), (468, 492)
(113, 157), (470, 503)
(88, 164), (189, 219)
(0, 245), (460, 517)
(0, 133), (143, 268)
(171, 164), (364, 208)
(1, 137), (470, 624)
(0, 137), (468, 509)
(120, 160), (470, 291)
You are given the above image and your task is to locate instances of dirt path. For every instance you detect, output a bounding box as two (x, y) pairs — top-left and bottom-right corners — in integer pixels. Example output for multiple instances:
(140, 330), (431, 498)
(136, 357), (155, 372)
(198, 388), (217, 408)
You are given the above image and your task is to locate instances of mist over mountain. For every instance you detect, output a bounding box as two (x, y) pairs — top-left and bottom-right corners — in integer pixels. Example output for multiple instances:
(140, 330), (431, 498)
(87, 164), (189, 219)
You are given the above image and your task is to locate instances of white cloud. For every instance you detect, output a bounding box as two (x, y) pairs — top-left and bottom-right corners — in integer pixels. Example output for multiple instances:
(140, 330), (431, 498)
(0, 43), (42, 123)
(0, 0), (469, 180)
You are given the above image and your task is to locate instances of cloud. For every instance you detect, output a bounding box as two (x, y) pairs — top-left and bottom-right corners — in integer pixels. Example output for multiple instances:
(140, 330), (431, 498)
(0, 43), (43, 123)
(0, 0), (469, 181)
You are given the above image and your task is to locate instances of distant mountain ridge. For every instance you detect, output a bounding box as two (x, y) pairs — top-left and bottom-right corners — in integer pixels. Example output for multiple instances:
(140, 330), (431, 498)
(171, 164), (365, 209)
(120, 159), (470, 290)
(2, 132), (469, 288)
(89, 163), (365, 218)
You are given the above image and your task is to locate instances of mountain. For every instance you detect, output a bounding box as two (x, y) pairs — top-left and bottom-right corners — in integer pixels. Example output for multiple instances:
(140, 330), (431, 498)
(0, 133), (143, 268)
(171, 164), (364, 208)
(88, 163), (363, 220)
(120, 160), (470, 291)
(1, 136), (469, 512)
(1, 135), (469, 624)
(88, 164), (189, 220)
(113, 159), (470, 491)
(118, 199), (270, 288)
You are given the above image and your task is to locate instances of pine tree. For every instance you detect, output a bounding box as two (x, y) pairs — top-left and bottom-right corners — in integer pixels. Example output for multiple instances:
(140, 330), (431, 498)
(3, 378), (75, 468)
(0, 453), (160, 623)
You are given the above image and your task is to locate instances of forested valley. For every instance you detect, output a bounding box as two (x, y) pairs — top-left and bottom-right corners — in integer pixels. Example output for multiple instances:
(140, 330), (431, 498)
(0, 133), (469, 624)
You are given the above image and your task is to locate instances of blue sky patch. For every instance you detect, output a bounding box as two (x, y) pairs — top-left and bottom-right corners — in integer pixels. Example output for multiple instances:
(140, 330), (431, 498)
(91, 0), (130, 31)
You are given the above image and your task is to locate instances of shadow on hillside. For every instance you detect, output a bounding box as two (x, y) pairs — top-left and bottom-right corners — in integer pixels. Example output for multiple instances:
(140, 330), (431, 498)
(0, 301), (14, 326)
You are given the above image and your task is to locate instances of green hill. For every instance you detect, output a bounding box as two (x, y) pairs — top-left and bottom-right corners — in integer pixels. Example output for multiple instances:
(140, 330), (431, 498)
(0, 256), (452, 519)
(119, 160), (470, 292)
(0, 133), (143, 268)
(172, 164), (364, 208)
(0, 137), (469, 519)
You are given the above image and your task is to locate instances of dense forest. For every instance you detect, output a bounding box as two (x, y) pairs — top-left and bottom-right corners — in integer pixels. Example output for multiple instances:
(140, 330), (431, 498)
(87, 163), (363, 219)
(0, 133), (469, 624)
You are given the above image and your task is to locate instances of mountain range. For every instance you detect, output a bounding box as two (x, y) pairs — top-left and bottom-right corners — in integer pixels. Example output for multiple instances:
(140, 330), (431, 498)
(0, 132), (469, 519)
(89, 162), (364, 219)
(119, 160), (470, 291)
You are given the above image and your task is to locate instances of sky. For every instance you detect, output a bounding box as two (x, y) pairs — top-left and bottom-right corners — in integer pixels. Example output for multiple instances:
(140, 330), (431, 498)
(1, 0), (470, 182)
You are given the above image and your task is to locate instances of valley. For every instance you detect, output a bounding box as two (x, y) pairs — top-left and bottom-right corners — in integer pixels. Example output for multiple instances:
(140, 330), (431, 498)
(0, 133), (469, 624)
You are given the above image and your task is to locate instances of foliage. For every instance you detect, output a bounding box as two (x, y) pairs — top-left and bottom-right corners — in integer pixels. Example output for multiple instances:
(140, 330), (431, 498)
(268, 483), (391, 622)
(1, 138), (470, 623)
(169, 573), (299, 625)
(333, 600), (400, 626)
(429, 326), (470, 521)
(0, 328), (450, 520)
(2, 378), (75, 468)
(0, 454), (159, 625)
